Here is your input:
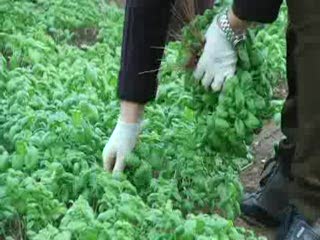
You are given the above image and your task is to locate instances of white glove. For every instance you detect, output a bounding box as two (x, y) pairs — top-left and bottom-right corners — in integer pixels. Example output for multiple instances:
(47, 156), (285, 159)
(194, 16), (237, 92)
(103, 120), (141, 173)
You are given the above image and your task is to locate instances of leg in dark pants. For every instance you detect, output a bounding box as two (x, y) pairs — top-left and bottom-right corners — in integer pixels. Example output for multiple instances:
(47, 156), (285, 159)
(286, 0), (320, 222)
(274, 3), (320, 238)
(241, 1), (320, 227)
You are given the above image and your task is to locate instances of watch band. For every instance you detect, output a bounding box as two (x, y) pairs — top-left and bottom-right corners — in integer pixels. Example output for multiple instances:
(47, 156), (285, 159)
(217, 10), (246, 47)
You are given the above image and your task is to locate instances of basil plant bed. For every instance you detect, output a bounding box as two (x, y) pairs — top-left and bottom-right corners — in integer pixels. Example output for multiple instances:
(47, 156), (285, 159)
(0, 0), (286, 239)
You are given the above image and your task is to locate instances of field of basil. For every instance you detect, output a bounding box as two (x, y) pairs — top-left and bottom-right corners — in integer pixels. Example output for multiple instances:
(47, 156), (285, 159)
(0, 0), (286, 239)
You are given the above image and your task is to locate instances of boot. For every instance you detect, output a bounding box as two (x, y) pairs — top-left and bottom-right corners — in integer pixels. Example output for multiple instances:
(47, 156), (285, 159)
(241, 140), (294, 227)
(277, 206), (320, 240)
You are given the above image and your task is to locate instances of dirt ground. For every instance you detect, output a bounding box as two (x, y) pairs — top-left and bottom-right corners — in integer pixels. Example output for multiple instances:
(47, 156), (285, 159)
(236, 120), (284, 239)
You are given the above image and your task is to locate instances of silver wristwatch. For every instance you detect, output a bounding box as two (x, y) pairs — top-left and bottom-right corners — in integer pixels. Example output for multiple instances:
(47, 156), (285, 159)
(217, 10), (246, 47)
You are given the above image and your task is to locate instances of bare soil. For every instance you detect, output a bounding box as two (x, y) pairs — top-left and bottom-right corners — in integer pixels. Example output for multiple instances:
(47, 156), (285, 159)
(72, 28), (99, 48)
(242, 121), (284, 192)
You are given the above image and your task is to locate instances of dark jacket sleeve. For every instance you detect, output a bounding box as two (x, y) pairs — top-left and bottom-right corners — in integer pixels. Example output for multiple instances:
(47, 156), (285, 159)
(118, 0), (175, 104)
(232, 0), (283, 23)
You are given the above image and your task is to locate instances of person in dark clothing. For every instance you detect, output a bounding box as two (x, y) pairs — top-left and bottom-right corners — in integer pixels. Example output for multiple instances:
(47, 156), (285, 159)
(102, 1), (320, 239)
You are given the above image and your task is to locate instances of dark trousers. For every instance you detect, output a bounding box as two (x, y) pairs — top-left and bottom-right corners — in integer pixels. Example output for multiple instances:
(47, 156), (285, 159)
(281, 0), (320, 222)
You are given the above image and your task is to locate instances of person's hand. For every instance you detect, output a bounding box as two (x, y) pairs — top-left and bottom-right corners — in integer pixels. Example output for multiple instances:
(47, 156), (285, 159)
(102, 101), (144, 174)
(103, 120), (141, 173)
(194, 13), (238, 92)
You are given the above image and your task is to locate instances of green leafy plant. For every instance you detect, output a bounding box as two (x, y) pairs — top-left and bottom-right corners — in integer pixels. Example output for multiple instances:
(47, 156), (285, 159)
(0, 0), (286, 239)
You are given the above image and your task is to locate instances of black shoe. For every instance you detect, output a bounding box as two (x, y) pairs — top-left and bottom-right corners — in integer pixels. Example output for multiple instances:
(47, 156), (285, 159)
(240, 140), (294, 227)
(277, 206), (320, 240)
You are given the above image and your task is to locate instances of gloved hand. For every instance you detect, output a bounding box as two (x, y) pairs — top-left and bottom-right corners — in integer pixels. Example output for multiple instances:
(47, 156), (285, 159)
(194, 15), (237, 92)
(102, 120), (141, 173)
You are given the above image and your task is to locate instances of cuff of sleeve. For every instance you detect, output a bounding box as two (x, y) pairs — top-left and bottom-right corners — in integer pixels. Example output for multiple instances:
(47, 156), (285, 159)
(118, 94), (155, 105)
(232, 1), (280, 23)
(118, 73), (157, 104)
(126, 0), (173, 7)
